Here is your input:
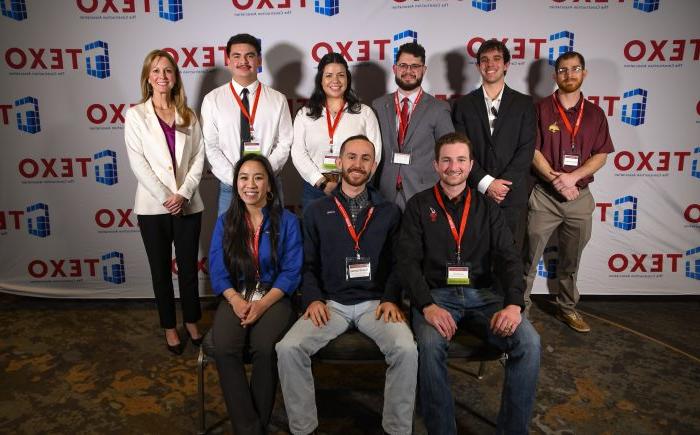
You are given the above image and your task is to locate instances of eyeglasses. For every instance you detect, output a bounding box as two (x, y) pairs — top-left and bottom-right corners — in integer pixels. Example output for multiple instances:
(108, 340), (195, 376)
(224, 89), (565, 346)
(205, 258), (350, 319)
(556, 65), (583, 75)
(396, 63), (424, 72)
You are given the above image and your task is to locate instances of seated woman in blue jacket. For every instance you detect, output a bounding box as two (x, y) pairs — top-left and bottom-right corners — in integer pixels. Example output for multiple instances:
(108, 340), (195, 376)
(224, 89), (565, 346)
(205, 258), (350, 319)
(209, 153), (303, 435)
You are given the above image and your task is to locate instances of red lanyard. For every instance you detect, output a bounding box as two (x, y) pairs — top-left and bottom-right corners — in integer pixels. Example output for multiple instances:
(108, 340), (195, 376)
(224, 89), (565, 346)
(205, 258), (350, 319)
(245, 213), (263, 279)
(333, 196), (374, 256)
(394, 89), (423, 147)
(433, 185), (471, 260)
(552, 93), (585, 149)
(325, 100), (345, 149)
(230, 82), (262, 135)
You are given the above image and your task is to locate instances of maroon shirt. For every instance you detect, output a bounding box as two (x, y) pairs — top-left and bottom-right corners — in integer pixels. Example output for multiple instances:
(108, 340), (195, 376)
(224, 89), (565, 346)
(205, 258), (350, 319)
(535, 92), (614, 188)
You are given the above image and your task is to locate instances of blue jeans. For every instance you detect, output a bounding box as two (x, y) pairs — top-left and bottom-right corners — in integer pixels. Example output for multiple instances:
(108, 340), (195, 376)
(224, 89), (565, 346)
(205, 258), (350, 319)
(218, 182), (233, 216)
(412, 287), (540, 435)
(301, 181), (326, 212)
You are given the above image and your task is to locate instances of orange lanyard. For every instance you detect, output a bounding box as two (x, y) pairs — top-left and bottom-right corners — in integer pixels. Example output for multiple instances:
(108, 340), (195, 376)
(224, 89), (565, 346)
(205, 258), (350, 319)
(325, 100), (345, 149)
(333, 196), (374, 257)
(394, 89), (423, 148)
(552, 93), (585, 150)
(230, 82), (262, 135)
(245, 213), (263, 279)
(433, 185), (471, 260)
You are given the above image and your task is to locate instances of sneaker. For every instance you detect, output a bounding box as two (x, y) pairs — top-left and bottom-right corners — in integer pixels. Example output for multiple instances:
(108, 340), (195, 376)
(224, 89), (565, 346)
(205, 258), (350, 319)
(556, 310), (591, 333)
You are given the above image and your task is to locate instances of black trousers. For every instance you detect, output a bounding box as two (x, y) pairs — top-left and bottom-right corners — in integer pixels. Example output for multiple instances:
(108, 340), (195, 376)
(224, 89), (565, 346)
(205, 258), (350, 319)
(212, 297), (296, 435)
(493, 205), (528, 295)
(137, 212), (202, 329)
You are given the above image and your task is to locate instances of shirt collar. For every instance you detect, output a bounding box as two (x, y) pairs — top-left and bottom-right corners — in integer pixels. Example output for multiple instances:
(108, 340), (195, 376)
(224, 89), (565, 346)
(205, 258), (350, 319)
(483, 85), (505, 110)
(437, 183), (467, 206)
(397, 87), (422, 106)
(341, 187), (369, 204)
(554, 90), (584, 113)
(231, 79), (259, 96)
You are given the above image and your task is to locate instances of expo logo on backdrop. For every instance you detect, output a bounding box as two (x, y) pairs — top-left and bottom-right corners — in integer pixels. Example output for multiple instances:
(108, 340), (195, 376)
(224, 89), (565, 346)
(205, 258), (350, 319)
(587, 88), (649, 126)
(27, 251), (126, 284)
(94, 208), (138, 233)
(74, 0), (183, 22)
(86, 102), (137, 130)
(611, 147), (697, 178)
(549, 0), (660, 12)
(171, 257), (209, 278)
(596, 196), (638, 230)
(392, 0), (497, 12)
(162, 38), (264, 74)
(607, 248), (700, 281)
(311, 28), (418, 63)
(1, 96), (40, 134)
(230, 0), (340, 17)
(0, 203), (51, 237)
(5, 41), (111, 79)
(466, 30), (574, 66)
(17, 150), (119, 186)
(623, 38), (699, 69)
(537, 246), (559, 279)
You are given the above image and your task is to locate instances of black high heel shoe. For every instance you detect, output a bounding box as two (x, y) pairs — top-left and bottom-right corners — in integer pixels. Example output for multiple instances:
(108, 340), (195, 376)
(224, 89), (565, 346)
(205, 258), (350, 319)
(166, 341), (184, 355)
(184, 327), (203, 346)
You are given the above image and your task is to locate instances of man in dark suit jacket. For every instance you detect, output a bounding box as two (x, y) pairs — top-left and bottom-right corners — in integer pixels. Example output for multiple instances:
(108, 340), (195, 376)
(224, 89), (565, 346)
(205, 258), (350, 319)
(373, 42), (454, 210)
(452, 39), (536, 253)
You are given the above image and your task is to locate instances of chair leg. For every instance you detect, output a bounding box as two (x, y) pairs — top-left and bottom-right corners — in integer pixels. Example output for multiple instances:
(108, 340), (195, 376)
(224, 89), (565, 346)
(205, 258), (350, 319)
(477, 361), (487, 380)
(197, 347), (207, 435)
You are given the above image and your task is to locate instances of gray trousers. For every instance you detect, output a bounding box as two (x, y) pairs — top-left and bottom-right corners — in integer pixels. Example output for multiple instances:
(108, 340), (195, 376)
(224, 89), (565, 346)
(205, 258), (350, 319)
(523, 184), (594, 312)
(276, 300), (418, 435)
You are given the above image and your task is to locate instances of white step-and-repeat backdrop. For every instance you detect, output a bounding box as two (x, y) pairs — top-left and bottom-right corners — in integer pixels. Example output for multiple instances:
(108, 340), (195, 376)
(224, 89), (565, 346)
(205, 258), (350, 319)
(0, 0), (698, 298)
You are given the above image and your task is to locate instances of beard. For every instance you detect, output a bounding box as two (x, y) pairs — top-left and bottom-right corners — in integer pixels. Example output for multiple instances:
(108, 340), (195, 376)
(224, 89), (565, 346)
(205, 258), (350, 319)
(395, 74), (422, 92)
(341, 168), (370, 187)
(558, 77), (583, 93)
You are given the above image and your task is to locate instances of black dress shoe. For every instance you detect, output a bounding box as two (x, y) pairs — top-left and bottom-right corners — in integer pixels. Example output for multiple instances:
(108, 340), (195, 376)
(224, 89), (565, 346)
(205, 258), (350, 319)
(184, 328), (203, 346)
(166, 342), (184, 355)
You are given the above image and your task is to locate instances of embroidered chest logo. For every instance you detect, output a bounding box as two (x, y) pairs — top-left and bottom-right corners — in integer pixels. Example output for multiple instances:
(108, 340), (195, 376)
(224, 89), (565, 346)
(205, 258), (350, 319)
(428, 207), (438, 222)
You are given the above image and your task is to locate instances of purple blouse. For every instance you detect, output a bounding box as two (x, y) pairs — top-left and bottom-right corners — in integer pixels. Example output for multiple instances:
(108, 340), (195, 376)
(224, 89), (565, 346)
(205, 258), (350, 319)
(157, 115), (177, 173)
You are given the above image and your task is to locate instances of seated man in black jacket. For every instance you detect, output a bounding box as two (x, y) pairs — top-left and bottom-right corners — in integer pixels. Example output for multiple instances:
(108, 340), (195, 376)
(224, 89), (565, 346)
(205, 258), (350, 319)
(276, 135), (417, 435)
(397, 131), (540, 435)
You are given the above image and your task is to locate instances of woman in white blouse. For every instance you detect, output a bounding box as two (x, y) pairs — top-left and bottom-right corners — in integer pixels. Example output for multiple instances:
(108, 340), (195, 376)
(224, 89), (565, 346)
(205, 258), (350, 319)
(124, 49), (205, 355)
(291, 52), (382, 210)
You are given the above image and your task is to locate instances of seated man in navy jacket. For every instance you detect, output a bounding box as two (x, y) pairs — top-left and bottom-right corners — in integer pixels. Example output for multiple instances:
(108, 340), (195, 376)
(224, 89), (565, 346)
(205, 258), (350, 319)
(276, 135), (418, 435)
(397, 132), (540, 435)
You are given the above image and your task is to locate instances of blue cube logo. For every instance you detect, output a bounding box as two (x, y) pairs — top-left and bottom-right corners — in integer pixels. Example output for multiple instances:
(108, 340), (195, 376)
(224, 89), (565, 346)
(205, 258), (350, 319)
(102, 251), (126, 284)
(14, 96), (40, 134)
(393, 29), (418, 64)
(314, 0), (339, 16)
(159, 0), (183, 22)
(26, 203), (50, 238)
(621, 88), (648, 126)
(537, 246), (558, 278)
(548, 30), (574, 66)
(691, 146), (700, 179)
(633, 0), (659, 13)
(613, 195), (638, 231)
(686, 246), (700, 280)
(84, 40), (110, 79)
(472, 0), (496, 12)
(1, 0), (27, 21)
(94, 149), (118, 186)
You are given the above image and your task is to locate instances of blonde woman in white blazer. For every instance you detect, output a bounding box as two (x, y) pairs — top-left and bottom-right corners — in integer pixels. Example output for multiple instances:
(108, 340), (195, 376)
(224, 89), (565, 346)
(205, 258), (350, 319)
(124, 49), (205, 355)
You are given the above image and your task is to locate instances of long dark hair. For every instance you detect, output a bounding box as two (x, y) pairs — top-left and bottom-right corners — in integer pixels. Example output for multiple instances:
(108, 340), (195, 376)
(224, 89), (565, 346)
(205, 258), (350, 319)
(305, 52), (361, 119)
(222, 154), (282, 293)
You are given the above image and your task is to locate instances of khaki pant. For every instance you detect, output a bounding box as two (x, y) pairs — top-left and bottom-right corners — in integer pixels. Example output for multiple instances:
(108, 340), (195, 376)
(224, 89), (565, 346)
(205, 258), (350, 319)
(523, 184), (594, 313)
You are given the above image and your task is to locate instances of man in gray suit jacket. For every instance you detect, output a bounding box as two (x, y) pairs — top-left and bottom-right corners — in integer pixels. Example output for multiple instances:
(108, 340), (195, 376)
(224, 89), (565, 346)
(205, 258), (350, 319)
(452, 39), (536, 254)
(373, 42), (454, 210)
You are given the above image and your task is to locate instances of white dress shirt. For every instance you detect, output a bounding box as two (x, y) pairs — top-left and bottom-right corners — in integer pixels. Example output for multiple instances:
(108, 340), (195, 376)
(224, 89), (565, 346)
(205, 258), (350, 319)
(200, 79), (293, 186)
(291, 103), (382, 185)
(478, 85), (505, 194)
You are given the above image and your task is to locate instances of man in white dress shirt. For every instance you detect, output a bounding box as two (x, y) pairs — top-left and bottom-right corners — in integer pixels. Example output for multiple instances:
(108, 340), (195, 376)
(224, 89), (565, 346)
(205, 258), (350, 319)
(201, 33), (294, 214)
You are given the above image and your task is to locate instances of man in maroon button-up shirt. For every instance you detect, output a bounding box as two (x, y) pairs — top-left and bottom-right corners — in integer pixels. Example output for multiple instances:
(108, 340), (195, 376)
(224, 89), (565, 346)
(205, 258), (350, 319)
(523, 51), (615, 333)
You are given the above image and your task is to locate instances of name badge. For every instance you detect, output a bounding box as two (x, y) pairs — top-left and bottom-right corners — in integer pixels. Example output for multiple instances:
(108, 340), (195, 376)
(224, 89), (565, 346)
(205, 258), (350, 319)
(392, 152), (411, 165)
(346, 257), (372, 281)
(446, 262), (470, 286)
(323, 154), (339, 171)
(243, 141), (262, 155)
(562, 154), (579, 167)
